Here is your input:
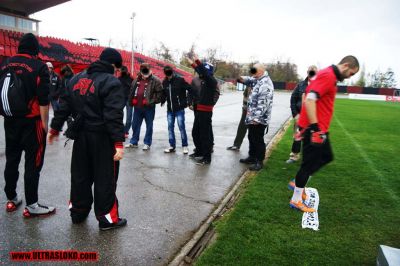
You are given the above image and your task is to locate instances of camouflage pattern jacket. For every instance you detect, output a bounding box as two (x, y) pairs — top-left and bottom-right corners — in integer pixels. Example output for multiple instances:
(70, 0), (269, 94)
(242, 73), (274, 125)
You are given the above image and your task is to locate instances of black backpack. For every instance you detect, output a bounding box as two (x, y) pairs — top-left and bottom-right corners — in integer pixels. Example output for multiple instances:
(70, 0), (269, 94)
(0, 66), (30, 117)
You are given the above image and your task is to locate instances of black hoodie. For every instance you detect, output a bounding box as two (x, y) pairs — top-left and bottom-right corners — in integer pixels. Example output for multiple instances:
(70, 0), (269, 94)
(50, 60), (125, 143)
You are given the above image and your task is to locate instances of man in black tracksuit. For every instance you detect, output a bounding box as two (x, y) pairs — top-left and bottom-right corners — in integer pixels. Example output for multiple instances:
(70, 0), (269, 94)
(1, 33), (55, 216)
(187, 56), (218, 165)
(48, 48), (127, 230)
(286, 66), (317, 164)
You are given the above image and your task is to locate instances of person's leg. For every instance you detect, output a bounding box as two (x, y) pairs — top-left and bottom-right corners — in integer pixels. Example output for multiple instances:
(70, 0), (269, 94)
(198, 111), (212, 162)
(144, 106), (156, 146)
(254, 124), (267, 163)
(191, 111), (201, 156)
(70, 131), (93, 223)
(247, 125), (256, 159)
(22, 119), (46, 206)
(130, 107), (144, 145)
(233, 109), (247, 148)
(176, 110), (188, 147)
(167, 111), (176, 148)
(91, 132), (125, 229)
(3, 119), (23, 202)
(124, 102), (133, 135)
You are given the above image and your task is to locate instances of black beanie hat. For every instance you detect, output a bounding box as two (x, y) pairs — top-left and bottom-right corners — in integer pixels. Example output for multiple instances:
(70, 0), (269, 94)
(18, 33), (39, 56)
(100, 48), (122, 68)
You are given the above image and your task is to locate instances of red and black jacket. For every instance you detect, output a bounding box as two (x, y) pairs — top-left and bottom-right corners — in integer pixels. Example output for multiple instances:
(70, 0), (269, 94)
(190, 59), (218, 112)
(1, 54), (50, 118)
(50, 60), (125, 146)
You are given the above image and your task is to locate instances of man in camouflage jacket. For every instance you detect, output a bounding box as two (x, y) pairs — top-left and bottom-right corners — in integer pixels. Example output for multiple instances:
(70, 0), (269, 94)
(238, 63), (274, 171)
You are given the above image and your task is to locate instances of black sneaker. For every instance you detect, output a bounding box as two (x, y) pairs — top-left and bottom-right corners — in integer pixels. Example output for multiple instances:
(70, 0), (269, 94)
(239, 157), (257, 164)
(249, 161), (263, 171)
(195, 158), (211, 165)
(71, 212), (89, 224)
(99, 218), (127, 231)
(189, 152), (201, 159)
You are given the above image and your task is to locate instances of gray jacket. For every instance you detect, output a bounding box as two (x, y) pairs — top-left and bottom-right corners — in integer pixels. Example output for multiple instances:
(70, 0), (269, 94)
(242, 72), (274, 125)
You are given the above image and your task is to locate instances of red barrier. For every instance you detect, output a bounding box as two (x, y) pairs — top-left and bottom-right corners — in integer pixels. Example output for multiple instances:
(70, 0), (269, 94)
(285, 82), (297, 90)
(347, 86), (363, 94)
(379, 88), (395, 96)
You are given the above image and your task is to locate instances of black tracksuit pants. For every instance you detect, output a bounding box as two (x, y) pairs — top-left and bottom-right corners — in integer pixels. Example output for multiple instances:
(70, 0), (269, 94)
(4, 118), (46, 205)
(233, 109), (248, 148)
(192, 110), (213, 161)
(69, 130), (120, 224)
(295, 129), (334, 188)
(291, 123), (301, 154)
(248, 124), (267, 162)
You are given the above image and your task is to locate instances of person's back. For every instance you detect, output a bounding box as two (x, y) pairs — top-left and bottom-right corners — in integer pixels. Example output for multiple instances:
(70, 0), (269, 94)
(49, 48), (127, 230)
(1, 33), (55, 217)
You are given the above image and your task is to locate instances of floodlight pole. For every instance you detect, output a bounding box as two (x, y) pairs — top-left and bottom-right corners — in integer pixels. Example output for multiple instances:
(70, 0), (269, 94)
(131, 12), (136, 75)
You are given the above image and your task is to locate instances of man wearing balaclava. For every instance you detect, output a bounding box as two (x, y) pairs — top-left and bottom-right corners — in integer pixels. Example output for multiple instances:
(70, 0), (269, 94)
(286, 65), (318, 164)
(238, 63), (274, 171)
(126, 63), (163, 150)
(48, 47), (127, 230)
(1, 33), (55, 217)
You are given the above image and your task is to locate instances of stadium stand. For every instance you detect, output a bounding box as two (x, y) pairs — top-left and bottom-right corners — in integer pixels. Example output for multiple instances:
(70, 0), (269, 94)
(0, 28), (193, 82)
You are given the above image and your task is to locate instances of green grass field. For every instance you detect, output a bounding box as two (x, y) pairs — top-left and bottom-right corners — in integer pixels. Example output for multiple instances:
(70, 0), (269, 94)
(196, 99), (400, 266)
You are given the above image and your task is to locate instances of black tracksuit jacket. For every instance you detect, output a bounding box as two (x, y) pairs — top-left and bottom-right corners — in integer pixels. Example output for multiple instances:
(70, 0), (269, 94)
(50, 60), (125, 144)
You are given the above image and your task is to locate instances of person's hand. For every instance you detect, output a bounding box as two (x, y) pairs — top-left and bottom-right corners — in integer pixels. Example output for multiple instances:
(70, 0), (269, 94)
(48, 132), (59, 144)
(294, 114), (299, 121)
(309, 123), (326, 146)
(114, 148), (124, 161)
(251, 121), (259, 125)
(294, 126), (306, 141)
(192, 54), (199, 62)
(236, 77), (244, 83)
(189, 105), (193, 111)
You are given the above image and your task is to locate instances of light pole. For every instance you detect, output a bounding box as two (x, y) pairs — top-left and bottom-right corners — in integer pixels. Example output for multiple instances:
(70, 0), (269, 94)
(131, 12), (136, 75)
(83, 37), (99, 63)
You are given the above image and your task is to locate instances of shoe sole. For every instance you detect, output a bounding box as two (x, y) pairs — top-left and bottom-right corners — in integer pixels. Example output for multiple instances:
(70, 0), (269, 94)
(289, 203), (315, 213)
(99, 222), (127, 231)
(23, 208), (56, 218)
(164, 150), (176, 153)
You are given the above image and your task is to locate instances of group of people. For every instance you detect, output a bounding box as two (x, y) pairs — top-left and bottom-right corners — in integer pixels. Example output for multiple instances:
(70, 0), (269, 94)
(0, 32), (359, 232)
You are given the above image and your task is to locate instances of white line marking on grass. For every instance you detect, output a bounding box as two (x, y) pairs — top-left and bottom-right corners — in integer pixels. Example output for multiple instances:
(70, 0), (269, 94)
(334, 115), (399, 202)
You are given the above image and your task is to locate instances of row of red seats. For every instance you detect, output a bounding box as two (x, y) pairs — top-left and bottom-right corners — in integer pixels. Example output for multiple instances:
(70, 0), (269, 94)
(0, 28), (193, 82)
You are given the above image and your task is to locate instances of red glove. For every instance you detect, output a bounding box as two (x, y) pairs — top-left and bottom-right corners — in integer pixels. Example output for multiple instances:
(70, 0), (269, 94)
(131, 98), (138, 106)
(142, 99), (148, 106)
(309, 123), (326, 146)
(294, 126), (306, 141)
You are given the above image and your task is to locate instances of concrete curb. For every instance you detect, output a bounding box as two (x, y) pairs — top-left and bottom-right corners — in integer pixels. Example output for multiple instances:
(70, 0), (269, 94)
(168, 116), (293, 266)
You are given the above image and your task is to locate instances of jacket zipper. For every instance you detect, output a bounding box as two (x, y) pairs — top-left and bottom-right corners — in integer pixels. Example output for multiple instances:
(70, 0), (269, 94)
(169, 83), (173, 112)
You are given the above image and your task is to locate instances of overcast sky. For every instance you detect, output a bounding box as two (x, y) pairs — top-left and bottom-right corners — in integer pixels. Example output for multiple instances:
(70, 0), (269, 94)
(32, 0), (400, 83)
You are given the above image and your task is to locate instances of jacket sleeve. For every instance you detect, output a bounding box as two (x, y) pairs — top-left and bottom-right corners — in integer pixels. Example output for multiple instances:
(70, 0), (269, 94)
(160, 81), (167, 105)
(50, 77), (74, 131)
(128, 79), (136, 106)
(290, 83), (301, 117)
(187, 81), (194, 106)
(192, 61), (218, 92)
(37, 64), (50, 106)
(102, 78), (125, 143)
(241, 76), (256, 87)
(149, 77), (163, 105)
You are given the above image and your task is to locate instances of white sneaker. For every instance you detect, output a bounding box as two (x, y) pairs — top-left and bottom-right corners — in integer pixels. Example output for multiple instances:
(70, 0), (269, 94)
(23, 203), (56, 217)
(125, 143), (138, 148)
(164, 147), (176, 153)
(183, 146), (189, 154)
(142, 144), (150, 151)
